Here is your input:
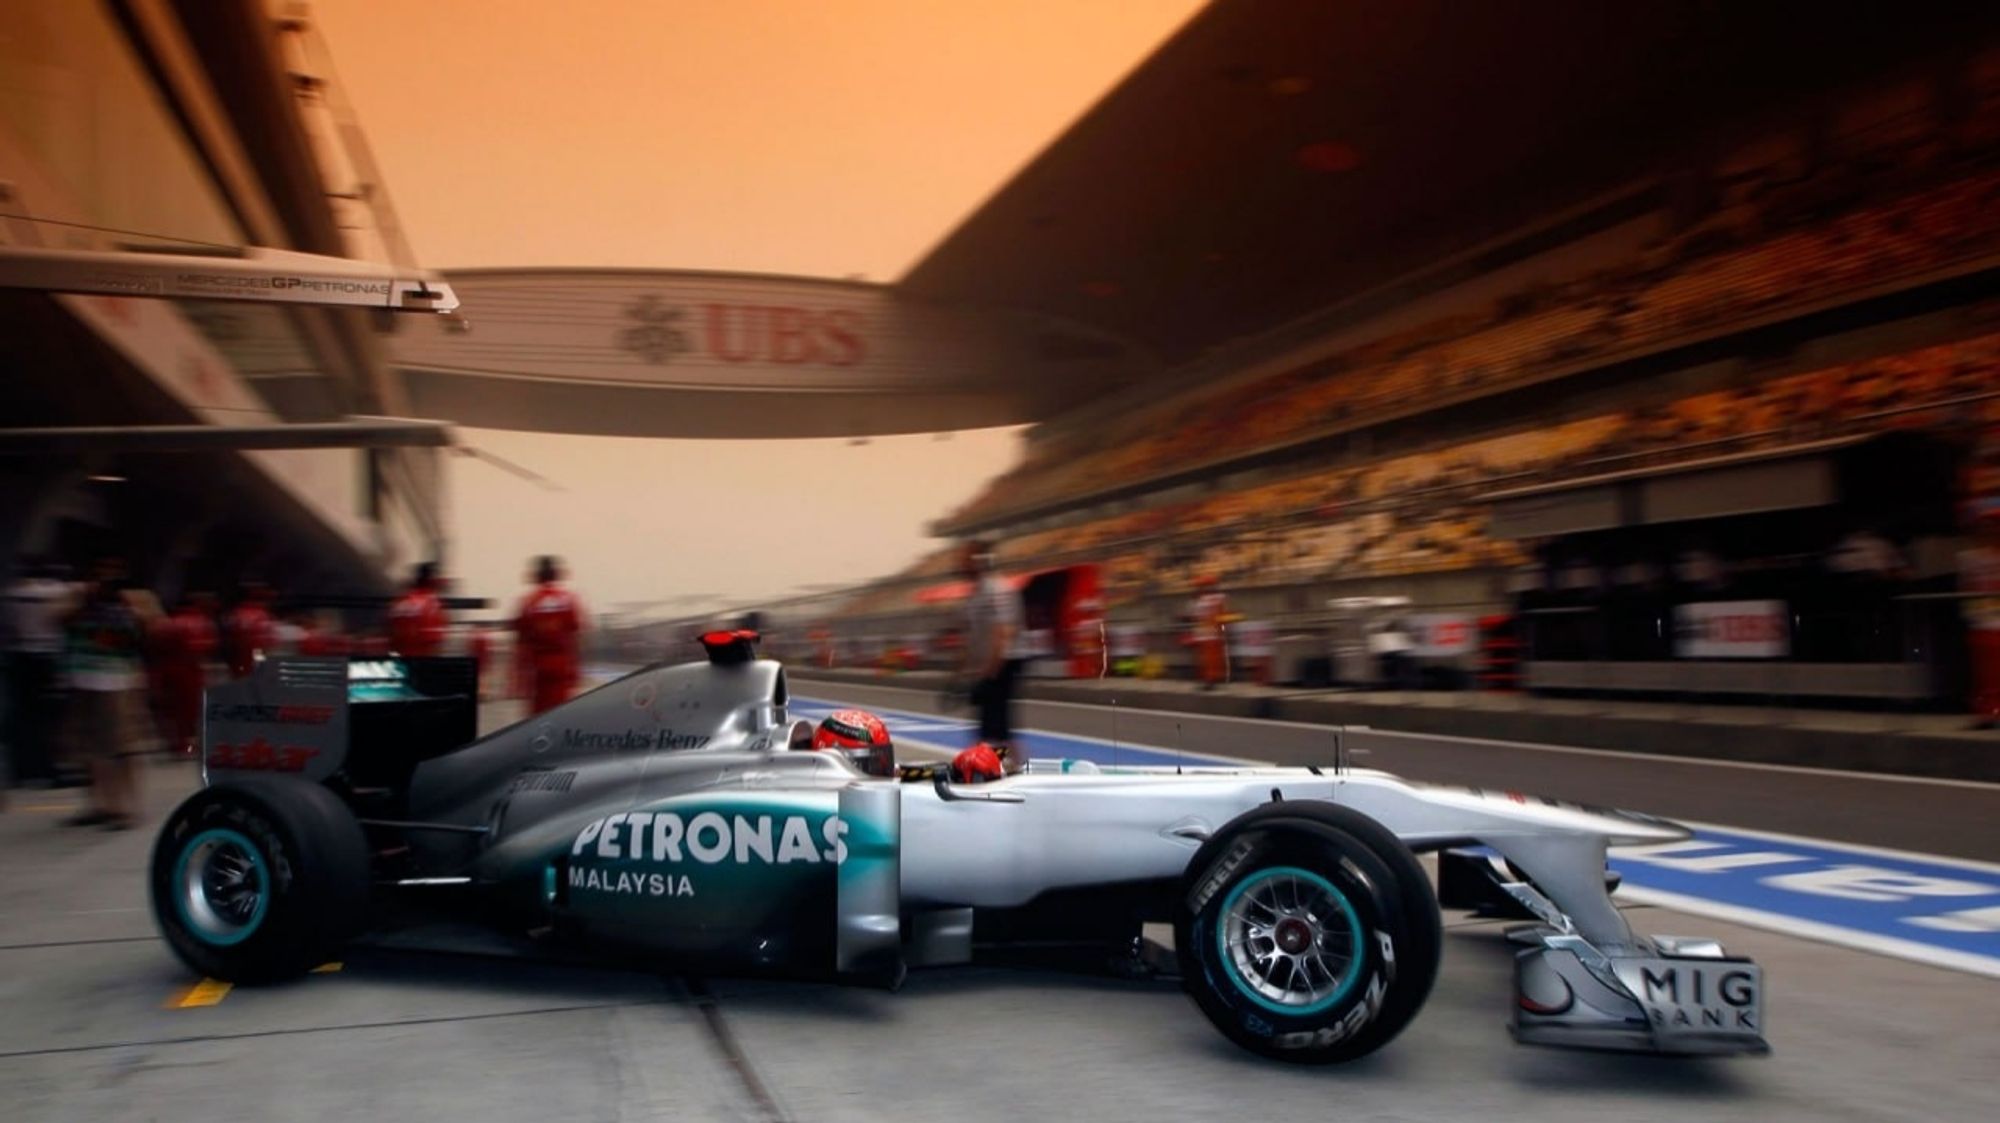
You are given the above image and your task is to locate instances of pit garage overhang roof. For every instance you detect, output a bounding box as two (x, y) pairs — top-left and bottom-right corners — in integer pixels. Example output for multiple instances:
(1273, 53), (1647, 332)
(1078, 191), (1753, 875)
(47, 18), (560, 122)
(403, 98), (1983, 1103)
(385, 269), (1146, 439)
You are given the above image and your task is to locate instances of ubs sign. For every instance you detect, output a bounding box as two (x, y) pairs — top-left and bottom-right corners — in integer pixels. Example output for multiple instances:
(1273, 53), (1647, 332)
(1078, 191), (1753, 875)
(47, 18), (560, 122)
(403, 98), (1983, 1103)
(386, 268), (1141, 437)
(618, 294), (865, 368)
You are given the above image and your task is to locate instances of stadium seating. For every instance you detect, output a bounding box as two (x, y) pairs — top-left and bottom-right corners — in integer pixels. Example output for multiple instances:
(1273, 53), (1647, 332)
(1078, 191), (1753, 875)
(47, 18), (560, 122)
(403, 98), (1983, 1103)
(940, 149), (2000, 532)
(884, 331), (2000, 606)
(837, 109), (2000, 622)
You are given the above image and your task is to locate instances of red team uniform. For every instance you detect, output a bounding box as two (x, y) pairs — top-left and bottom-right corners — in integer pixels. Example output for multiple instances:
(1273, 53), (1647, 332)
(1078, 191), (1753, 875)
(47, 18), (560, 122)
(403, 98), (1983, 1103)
(162, 605), (217, 755)
(225, 599), (274, 679)
(388, 587), (448, 657)
(1191, 580), (1229, 686)
(147, 605), (215, 756)
(516, 583), (583, 714)
(298, 621), (351, 656)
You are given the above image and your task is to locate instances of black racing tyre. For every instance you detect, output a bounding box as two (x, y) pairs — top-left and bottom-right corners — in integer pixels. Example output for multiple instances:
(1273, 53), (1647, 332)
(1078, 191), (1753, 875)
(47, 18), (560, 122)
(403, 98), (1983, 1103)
(1175, 802), (1441, 1064)
(149, 779), (370, 983)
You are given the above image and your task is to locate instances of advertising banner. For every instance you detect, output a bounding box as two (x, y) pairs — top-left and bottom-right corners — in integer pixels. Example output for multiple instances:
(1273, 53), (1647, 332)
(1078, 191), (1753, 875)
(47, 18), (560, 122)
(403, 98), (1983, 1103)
(1230, 620), (1275, 658)
(1674, 601), (1790, 658)
(1109, 625), (1148, 658)
(1408, 614), (1478, 657)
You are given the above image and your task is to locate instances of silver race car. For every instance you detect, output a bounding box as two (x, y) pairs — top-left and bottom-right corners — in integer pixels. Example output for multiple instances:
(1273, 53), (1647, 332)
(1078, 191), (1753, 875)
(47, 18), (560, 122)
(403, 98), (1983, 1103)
(152, 632), (1767, 1064)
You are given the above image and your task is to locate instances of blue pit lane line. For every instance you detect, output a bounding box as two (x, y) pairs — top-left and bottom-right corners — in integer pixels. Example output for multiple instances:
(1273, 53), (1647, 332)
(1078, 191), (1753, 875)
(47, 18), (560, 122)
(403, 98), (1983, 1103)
(1606, 827), (2000, 978)
(793, 694), (2000, 979)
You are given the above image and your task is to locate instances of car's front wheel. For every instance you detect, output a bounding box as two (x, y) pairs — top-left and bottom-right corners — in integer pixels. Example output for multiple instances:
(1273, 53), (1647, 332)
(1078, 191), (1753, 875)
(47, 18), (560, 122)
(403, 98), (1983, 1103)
(1176, 803), (1441, 1063)
(150, 780), (369, 982)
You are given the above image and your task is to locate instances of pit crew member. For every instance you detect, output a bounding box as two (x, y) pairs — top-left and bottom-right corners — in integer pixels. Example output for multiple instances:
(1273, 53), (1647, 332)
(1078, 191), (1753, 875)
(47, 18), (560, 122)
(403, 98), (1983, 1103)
(515, 555), (583, 715)
(388, 562), (448, 658)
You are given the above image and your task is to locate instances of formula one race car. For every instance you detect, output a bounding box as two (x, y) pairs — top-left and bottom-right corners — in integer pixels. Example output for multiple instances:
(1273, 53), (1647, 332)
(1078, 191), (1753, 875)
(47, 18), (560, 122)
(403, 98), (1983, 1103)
(152, 632), (1767, 1063)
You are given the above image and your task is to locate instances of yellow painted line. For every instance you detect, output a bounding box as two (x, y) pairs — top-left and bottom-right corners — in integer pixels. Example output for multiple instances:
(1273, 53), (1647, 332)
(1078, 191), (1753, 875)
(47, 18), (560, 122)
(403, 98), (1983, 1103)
(310, 961), (343, 974)
(168, 978), (233, 1008)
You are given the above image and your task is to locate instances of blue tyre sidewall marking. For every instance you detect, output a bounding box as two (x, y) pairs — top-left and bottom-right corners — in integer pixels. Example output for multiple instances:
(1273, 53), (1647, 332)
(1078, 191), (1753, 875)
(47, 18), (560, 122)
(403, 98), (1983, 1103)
(174, 827), (271, 947)
(1215, 864), (1365, 1017)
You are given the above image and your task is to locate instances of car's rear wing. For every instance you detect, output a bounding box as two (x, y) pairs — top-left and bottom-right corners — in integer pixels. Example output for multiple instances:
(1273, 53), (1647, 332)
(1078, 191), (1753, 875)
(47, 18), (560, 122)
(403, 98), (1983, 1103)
(203, 656), (478, 787)
(202, 657), (351, 783)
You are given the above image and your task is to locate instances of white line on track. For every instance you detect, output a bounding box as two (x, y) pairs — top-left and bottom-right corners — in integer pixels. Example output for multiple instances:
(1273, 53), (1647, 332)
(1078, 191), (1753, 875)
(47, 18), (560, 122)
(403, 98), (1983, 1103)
(977, 692), (2000, 790)
(1674, 821), (2000, 875)
(1614, 885), (2000, 979)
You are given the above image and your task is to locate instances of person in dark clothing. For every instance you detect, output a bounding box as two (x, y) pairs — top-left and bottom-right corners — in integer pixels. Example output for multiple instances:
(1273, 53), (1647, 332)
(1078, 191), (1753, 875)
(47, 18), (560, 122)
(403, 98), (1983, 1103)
(958, 541), (1027, 773)
(61, 557), (158, 829)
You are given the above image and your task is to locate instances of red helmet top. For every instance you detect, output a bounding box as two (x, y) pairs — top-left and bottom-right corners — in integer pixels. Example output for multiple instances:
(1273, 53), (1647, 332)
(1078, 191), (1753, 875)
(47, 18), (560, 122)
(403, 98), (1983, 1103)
(813, 710), (895, 777)
(950, 743), (1005, 784)
(813, 710), (890, 750)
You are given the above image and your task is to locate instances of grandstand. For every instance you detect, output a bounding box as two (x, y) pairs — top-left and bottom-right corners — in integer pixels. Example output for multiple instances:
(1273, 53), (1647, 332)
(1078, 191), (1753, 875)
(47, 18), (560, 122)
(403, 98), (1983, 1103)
(799, 23), (2000, 706)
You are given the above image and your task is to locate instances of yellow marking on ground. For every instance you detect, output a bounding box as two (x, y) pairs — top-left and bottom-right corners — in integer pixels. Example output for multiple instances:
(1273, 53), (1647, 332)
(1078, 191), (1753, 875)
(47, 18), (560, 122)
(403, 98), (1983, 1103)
(311, 961), (343, 974)
(168, 978), (233, 1008)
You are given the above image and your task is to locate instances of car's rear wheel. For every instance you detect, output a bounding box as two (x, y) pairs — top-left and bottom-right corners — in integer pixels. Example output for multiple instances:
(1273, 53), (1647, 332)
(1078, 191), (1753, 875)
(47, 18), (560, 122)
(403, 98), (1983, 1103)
(1176, 803), (1441, 1063)
(150, 780), (369, 982)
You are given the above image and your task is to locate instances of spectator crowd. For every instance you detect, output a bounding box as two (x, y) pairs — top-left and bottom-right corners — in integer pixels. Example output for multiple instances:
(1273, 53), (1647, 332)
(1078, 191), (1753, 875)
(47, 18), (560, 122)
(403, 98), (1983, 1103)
(945, 116), (2000, 532)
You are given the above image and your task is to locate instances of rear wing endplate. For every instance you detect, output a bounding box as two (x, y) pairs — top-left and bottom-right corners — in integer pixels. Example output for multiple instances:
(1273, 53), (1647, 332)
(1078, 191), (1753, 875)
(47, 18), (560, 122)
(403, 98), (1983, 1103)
(202, 657), (350, 784)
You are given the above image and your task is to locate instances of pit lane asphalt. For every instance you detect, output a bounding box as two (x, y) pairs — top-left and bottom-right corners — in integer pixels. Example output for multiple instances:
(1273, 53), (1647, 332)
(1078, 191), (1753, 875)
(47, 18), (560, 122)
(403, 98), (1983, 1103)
(1, 699), (1994, 1122)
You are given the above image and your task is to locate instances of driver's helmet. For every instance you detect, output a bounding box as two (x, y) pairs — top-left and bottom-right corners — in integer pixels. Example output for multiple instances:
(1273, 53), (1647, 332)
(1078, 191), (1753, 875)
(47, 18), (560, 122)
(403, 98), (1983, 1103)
(812, 709), (895, 777)
(950, 743), (1004, 784)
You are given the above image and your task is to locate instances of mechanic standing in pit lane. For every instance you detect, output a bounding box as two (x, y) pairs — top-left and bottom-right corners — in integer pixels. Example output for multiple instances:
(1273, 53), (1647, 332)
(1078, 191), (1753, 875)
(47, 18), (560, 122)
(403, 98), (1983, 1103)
(224, 580), (275, 679)
(1189, 574), (1229, 690)
(957, 540), (1028, 773)
(60, 556), (160, 830)
(388, 562), (449, 657)
(515, 555), (584, 715)
(156, 591), (218, 758)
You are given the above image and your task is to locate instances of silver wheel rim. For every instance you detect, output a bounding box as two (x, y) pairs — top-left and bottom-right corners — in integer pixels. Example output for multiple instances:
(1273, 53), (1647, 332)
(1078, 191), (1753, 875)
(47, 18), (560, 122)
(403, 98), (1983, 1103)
(178, 832), (267, 943)
(1221, 869), (1360, 1010)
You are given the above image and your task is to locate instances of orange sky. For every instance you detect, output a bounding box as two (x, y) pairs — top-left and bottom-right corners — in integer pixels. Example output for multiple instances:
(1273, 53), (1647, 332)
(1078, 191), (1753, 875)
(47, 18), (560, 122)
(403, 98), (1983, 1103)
(309, 0), (1202, 613)
(313, 0), (1200, 280)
